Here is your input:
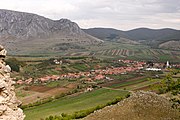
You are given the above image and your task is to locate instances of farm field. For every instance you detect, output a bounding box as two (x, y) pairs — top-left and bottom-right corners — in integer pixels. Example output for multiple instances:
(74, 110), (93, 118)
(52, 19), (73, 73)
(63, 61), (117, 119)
(23, 75), (162, 120)
(16, 81), (78, 105)
(72, 43), (180, 62)
(8, 51), (179, 120)
(100, 75), (160, 92)
(110, 79), (159, 91)
(24, 88), (129, 120)
(9, 42), (180, 62)
(92, 48), (180, 62)
(108, 78), (148, 88)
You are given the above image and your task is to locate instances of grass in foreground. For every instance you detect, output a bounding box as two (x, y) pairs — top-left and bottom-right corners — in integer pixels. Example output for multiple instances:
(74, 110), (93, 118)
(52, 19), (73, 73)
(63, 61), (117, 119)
(24, 88), (129, 120)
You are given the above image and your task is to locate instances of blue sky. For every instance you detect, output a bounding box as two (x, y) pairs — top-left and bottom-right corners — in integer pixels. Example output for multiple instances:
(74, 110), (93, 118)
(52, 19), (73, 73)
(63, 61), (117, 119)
(0, 0), (180, 30)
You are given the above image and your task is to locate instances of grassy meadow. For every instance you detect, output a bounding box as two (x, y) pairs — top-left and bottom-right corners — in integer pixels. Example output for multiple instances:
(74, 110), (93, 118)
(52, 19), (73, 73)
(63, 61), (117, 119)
(24, 88), (129, 120)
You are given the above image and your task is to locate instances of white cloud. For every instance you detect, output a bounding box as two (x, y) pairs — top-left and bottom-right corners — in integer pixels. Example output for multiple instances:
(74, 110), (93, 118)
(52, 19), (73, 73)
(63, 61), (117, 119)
(0, 0), (180, 30)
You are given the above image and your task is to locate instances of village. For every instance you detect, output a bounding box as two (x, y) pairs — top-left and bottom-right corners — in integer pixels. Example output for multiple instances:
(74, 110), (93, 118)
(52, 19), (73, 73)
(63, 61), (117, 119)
(16, 59), (178, 85)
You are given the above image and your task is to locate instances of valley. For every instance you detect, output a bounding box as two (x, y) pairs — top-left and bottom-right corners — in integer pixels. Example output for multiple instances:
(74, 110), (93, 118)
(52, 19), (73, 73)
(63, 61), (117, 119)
(7, 55), (179, 120)
(0, 9), (179, 120)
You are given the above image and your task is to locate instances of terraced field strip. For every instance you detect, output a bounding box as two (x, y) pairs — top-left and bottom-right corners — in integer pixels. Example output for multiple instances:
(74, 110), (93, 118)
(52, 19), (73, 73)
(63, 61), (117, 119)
(145, 49), (152, 55)
(98, 49), (133, 57)
(125, 80), (159, 91)
(95, 51), (103, 56)
(116, 49), (120, 56)
(148, 49), (153, 55)
(142, 49), (148, 55)
(24, 88), (129, 120)
(109, 78), (147, 88)
(112, 49), (116, 56)
(124, 49), (128, 56)
(162, 50), (170, 54)
(128, 50), (134, 56)
(100, 76), (145, 87)
(122, 49), (125, 56)
(150, 49), (157, 56)
(107, 49), (112, 55)
(107, 77), (160, 91)
(156, 50), (165, 55)
(119, 49), (122, 55)
(161, 50), (168, 55)
(101, 50), (107, 56)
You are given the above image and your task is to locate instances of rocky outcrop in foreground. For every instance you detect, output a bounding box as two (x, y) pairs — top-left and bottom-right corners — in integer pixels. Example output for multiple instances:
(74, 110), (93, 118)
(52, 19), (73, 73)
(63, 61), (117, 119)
(0, 45), (24, 120)
(84, 91), (179, 120)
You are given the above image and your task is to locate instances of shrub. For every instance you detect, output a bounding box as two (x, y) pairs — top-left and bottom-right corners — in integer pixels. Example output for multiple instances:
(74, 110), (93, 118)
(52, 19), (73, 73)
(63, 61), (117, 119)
(5, 58), (26, 72)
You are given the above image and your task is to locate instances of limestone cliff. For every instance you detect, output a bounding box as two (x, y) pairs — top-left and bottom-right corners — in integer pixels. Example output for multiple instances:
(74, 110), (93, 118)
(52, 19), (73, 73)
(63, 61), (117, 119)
(0, 45), (24, 120)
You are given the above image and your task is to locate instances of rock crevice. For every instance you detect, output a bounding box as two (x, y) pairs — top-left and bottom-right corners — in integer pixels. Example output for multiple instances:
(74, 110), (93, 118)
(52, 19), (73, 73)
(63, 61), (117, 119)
(0, 45), (24, 120)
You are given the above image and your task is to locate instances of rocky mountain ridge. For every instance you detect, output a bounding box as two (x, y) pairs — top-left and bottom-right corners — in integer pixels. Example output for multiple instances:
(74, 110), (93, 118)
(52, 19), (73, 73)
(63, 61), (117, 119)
(0, 9), (84, 40)
(0, 9), (102, 54)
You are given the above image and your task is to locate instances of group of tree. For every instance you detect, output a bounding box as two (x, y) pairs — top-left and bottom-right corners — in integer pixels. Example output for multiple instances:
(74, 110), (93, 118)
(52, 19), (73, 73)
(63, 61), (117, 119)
(5, 58), (26, 72)
(158, 69), (180, 95)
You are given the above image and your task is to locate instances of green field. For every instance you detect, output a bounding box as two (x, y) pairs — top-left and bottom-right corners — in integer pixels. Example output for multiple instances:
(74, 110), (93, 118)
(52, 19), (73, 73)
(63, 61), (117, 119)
(108, 77), (159, 91)
(86, 42), (180, 62)
(45, 80), (70, 88)
(9, 42), (180, 63)
(107, 74), (138, 81)
(123, 80), (159, 90)
(24, 88), (129, 120)
(109, 78), (148, 88)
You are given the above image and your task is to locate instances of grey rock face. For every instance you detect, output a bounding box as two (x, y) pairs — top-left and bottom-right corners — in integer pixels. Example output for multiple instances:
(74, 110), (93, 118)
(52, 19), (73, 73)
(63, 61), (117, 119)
(0, 9), (84, 40)
(0, 9), (103, 55)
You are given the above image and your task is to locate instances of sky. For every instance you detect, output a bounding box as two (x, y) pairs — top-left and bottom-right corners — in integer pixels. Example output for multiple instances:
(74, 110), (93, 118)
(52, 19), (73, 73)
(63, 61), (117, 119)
(0, 0), (180, 30)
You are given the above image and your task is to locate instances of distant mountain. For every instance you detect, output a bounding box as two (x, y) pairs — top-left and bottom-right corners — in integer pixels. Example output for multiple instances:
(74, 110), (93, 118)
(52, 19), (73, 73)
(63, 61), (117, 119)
(0, 9), (103, 54)
(83, 28), (138, 44)
(126, 28), (180, 40)
(84, 27), (180, 49)
(83, 28), (126, 40)
(126, 28), (180, 47)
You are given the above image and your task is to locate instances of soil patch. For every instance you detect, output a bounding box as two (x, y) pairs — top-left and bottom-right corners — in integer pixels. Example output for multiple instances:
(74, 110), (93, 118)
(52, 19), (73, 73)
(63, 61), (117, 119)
(28, 86), (53, 93)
